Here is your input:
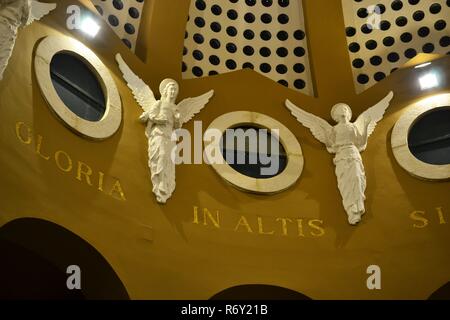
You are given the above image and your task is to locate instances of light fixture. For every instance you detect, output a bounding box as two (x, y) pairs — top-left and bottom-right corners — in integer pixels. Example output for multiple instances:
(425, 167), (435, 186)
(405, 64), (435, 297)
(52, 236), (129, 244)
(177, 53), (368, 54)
(415, 62), (431, 69)
(419, 72), (439, 90)
(80, 17), (101, 37)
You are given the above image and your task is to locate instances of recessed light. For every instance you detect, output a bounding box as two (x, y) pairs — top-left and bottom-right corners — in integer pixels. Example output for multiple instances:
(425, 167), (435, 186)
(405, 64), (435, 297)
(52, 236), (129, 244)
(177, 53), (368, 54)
(80, 17), (101, 37)
(419, 73), (439, 90)
(415, 62), (431, 69)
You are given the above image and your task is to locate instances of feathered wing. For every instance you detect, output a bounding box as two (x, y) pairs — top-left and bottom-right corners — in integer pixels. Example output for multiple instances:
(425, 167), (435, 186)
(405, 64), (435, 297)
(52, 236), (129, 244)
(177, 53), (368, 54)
(115, 53), (156, 112)
(26, 1), (56, 26)
(177, 90), (214, 125)
(354, 91), (394, 139)
(285, 99), (333, 151)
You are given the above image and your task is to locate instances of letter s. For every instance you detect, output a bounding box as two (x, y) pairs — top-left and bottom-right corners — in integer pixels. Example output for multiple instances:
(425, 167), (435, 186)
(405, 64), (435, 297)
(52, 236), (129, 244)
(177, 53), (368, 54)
(410, 211), (428, 229)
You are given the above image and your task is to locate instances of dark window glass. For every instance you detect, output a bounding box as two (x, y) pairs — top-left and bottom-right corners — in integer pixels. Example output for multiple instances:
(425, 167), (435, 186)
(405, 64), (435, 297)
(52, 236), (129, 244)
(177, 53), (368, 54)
(408, 108), (450, 165)
(50, 52), (106, 122)
(220, 126), (287, 179)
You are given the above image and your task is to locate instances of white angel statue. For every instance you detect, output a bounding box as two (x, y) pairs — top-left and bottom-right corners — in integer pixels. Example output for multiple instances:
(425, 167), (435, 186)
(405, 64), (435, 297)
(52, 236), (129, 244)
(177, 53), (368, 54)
(116, 54), (214, 203)
(285, 91), (394, 225)
(0, 0), (56, 80)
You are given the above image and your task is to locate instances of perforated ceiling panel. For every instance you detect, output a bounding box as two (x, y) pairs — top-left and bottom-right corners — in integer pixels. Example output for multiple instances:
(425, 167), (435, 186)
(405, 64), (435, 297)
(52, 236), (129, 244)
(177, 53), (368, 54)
(182, 0), (314, 96)
(343, 0), (450, 93)
(91, 0), (145, 51)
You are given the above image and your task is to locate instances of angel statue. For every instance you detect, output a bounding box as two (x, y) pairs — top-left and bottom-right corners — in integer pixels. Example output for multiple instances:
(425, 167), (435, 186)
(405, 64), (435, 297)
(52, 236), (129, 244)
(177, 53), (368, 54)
(285, 91), (394, 225)
(0, 0), (56, 80)
(116, 54), (214, 204)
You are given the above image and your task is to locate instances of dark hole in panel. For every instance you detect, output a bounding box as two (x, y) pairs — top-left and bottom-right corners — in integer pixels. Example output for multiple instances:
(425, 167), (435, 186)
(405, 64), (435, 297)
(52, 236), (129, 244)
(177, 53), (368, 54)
(408, 108), (450, 165)
(50, 52), (106, 122)
(211, 284), (312, 300)
(220, 126), (288, 179)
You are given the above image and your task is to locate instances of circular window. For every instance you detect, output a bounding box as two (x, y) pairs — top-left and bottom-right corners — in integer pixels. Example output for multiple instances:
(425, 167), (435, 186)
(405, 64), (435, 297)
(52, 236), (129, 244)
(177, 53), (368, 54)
(220, 125), (288, 179)
(408, 108), (450, 165)
(35, 36), (122, 140)
(391, 93), (450, 180)
(205, 111), (303, 194)
(50, 52), (106, 122)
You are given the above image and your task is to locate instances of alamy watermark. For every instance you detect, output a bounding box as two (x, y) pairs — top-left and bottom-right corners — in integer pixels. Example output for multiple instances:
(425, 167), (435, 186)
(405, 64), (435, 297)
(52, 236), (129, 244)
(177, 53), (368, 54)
(171, 122), (282, 177)
(66, 265), (81, 290)
(65, 5), (82, 31)
(365, 5), (383, 30)
(366, 265), (381, 290)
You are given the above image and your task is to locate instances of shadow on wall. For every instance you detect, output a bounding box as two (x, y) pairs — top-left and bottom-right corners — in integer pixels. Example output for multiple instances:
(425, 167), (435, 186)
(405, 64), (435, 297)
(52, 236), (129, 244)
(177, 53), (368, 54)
(0, 218), (129, 300)
(428, 282), (450, 300)
(210, 285), (312, 300)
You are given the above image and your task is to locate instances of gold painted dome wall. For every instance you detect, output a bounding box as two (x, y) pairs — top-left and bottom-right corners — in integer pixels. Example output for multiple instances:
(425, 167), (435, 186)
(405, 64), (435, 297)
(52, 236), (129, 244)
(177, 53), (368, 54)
(0, 0), (449, 299)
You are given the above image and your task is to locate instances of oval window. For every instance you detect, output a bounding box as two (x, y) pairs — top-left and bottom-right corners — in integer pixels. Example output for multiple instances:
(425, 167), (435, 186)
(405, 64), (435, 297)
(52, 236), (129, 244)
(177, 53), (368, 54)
(35, 35), (122, 140)
(220, 126), (288, 179)
(205, 111), (303, 194)
(50, 52), (106, 122)
(391, 94), (450, 181)
(408, 108), (450, 165)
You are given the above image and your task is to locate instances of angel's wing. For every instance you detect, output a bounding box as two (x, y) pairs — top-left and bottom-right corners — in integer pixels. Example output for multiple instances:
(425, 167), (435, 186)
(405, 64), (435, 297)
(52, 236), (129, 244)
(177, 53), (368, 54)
(354, 91), (394, 138)
(285, 99), (333, 148)
(115, 53), (156, 112)
(26, 1), (56, 26)
(177, 90), (214, 125)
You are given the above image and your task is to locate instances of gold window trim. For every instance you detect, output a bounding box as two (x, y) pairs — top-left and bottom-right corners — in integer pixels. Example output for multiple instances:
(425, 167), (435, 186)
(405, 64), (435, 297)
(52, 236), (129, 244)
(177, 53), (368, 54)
(205, 111), (304, 194)
(391, 93), (450, 181)
(34, 35), (122, 140)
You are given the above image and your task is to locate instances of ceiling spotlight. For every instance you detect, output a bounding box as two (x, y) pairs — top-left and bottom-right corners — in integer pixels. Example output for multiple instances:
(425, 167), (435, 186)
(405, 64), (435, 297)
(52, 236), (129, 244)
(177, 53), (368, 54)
(80, 17), (101, 37)
(415, 62), (432, 69)
(419, 72), (439, 90)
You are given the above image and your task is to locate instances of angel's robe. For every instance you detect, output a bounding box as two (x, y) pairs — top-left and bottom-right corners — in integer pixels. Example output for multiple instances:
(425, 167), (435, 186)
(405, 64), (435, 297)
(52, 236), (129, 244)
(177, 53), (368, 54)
(0, 0), (29, 80)
(145, 101), (181, 203)
(331, 122), (367, 223)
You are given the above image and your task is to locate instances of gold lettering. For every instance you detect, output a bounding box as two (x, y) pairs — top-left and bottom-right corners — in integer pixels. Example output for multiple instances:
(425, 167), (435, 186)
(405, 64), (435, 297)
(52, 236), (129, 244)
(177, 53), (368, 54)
(308, 219), (325, 237)
(193, 206), (200, 224)
(110, 179), (126, 201)
(98, 171), (105, 192)
(15, 121), (126, 202)
(410, 210), (428, 228)
(234, 216), (253, 233)
(35, 135), (50, 160)
(54, 150), (73, 173)
(297, 219), (305, 237)
(203, 208), (220, 228)
(276, 217), (293, 236)
(15, 122), (32, 144)
(76, 161), (93, 186)
(257, 217), (274, 235)
(436, 207), (447, 225)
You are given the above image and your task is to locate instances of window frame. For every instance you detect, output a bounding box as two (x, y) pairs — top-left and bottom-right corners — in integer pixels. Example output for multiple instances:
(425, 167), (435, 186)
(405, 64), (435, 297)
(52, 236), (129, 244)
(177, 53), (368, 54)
(205, 111), (304, 194)
(391, 93), (450, 181)
(34, 36), (122, 140)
